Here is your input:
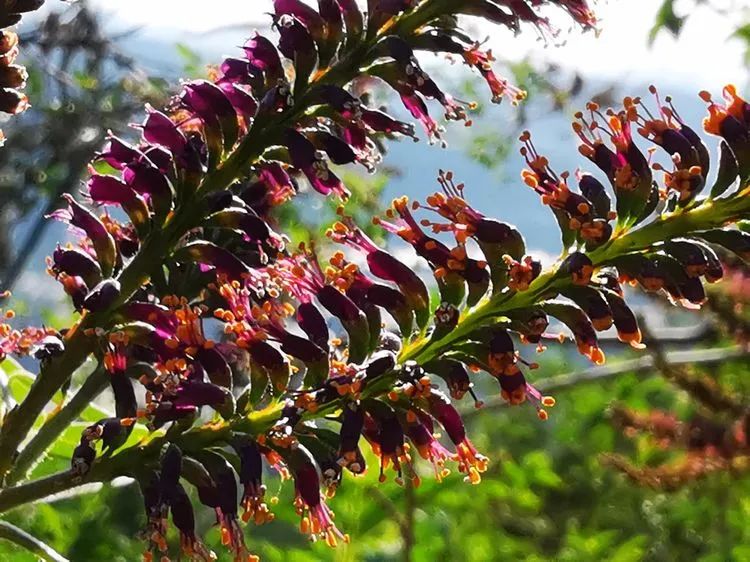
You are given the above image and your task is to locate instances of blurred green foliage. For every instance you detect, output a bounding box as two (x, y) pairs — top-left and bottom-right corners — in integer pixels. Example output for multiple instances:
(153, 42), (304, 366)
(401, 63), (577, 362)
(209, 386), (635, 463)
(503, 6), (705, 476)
(650, 0), (750, 63)
(2, 349), (750, 561)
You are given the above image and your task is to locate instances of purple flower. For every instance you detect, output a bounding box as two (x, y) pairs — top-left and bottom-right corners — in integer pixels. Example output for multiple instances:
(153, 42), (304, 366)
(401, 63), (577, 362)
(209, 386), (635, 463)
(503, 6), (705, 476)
(82, 279), (121, 312)
(96, 135), (140, 170)
(285, 128), (349, 198)
(48, 194), (117, 277)
(360, 108), (417, 140)
(217, 81), (258, 119)
(603, 290), (643, 347)
(139, 107), (187, 152)
(363, 404), (412, 484)
(275, 0), (325, 40)
(50, 246), (102, 288)
(403, 409), (452, 482)
(232, 438), (274, 525)
(328, 216), (430, 327)
(243, 33), (284, 83)
(399, 86), (444, 145)
(296, 301), (329, 349)
(219, 57), (261, 85)
(87, 174), (150, 233)
(173, 241), (249, 281)
(289, 447), (347, 546)
(169, 482), (215, 561)
(337, 402), (366, 475)
(122, 161), (174, 218)
(425, 392), (488, 484)
(181, 80), (239, 150)
(71, 441), (96, 477)
(275, 13), (316, 61)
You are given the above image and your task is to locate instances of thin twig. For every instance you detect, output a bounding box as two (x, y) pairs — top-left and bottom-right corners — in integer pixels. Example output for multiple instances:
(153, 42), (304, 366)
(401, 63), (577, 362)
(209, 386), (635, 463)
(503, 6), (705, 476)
(0, 520), (69, 562)
(464, 345), (749, 419)
(7, 367), (110, 485)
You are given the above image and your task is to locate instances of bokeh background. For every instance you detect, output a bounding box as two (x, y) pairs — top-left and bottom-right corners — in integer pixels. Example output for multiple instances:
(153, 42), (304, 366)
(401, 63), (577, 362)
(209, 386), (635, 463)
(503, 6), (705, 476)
(2, 1), (750, 560)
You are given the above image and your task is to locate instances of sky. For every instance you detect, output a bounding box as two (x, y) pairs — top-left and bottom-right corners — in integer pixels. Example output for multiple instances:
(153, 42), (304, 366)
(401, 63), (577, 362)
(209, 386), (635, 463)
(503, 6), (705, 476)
(88, 0), (748, 87)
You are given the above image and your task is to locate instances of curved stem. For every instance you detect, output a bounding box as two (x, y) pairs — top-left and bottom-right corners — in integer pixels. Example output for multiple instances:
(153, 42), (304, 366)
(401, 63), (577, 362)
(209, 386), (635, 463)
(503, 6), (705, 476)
(7, 368), (109, 486)
(0, 520), (69, 562)
(402, 192), (750, 364)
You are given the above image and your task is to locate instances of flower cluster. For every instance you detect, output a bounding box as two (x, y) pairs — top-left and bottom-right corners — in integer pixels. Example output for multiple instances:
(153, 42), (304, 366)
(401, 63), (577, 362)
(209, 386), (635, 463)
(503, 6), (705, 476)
(3, 0), (750, 560)
(0, 0), (46, 142)
(0, 290), (56, 362)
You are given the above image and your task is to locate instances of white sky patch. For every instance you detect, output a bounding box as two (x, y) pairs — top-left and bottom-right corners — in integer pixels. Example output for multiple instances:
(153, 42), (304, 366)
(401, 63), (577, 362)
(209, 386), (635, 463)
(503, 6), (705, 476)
(91, 0), (747, 86)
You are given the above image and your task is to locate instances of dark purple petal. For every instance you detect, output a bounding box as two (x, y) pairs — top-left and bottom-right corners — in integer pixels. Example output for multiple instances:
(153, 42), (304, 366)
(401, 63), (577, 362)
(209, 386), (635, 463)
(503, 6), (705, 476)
(315, 131), (357, 165)
(243, 34), (283, 81)
(123, 302), (178, 338)
(96, 135), (140, 170)
(111, 372), (137, 419)
(174, 380), (234, 417)
(367, 250), (429, 316)
(139, 106), (188, 155)
(276, 330), (326, 363)
(122, 161), (173, 218)
(275, 0), (325, 40)
(275, 13), (317, 61)
(83, 278), (121, 312)
(51, 247), (102, 287)
(87, 174), (150, 232)
(49, 195), (117, 276)
(71, 442), (96, 476)
(427, 393), (466, 445)
(142, 146), (173, 172)
(173, 241), (249, 281)
(181, 80), (239, 149)
(197, 346), (232, 388)
(361, 108), (417, 139)
(159, 444), (183, 497)
(285, 128), (348, 198)
(296, 301), (329, 348)
(217, 82), (258, 117)
(220, 57), (260, 84)
(152, 403), (197, 427)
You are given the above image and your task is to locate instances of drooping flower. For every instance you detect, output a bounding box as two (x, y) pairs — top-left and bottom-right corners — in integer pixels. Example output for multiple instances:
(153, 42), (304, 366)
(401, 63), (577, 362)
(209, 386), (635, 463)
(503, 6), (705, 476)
(290, 447), (348, 547)
(425, 392), (488, 484)
(232, 437), (274, 525)
(362, 402), (415, 485)
(285, 128), (350, 198)
(462, 43), (526, 105)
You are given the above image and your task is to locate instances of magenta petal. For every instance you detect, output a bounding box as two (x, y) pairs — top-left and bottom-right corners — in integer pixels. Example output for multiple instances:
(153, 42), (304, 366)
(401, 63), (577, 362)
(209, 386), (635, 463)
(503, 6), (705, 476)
(123, 162), (170, 197)
(217, 82), (258, 117)
(87, 174), (137, 206)
(140, 106), (188, 155)
(243, 34), (283, 80)
(274, 0), (324, 38)
(97, 135), (140, 170)
(182, 80), (236, 122)
(124, 302), (178, 339)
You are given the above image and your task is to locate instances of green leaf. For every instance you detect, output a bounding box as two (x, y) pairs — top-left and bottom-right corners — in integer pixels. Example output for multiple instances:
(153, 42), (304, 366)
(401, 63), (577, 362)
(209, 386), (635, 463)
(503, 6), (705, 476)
(648, 0), (685, 44)
(1, 358), (64, 408)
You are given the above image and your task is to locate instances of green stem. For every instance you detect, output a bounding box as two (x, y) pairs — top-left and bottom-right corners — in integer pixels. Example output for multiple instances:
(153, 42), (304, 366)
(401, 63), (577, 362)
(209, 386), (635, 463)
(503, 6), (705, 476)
(7, 368), (109, 486)
(0, 520), (69, 562)
(0, 326), (94, 482)
(402, 190), (750, 365)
